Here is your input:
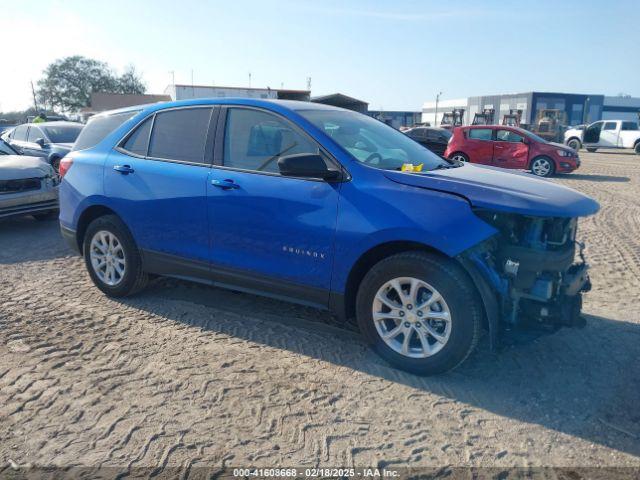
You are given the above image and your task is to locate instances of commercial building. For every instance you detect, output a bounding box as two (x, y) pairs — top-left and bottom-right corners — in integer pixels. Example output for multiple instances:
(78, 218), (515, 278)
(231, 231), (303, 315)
(165, 84), (310, 102)
(369, 110), (422, 129)
(423, 91), (640, 127)
(79, 92), (171, 121)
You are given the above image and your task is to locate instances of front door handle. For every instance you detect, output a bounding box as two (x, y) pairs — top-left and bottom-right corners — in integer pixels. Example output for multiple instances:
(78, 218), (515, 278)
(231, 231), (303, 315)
(113, 165), (134, 175)
(211, 179), (239, 190)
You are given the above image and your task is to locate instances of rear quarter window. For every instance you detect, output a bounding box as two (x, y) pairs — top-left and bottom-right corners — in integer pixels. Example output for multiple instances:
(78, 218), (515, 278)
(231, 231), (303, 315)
(72, 111), (139, 151)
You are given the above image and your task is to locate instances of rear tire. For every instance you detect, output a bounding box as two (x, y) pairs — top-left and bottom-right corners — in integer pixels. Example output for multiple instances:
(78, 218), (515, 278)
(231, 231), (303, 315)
(83, 215), (148, 297)
(356, 252), (482, 375)
(634, 143), (640, 155)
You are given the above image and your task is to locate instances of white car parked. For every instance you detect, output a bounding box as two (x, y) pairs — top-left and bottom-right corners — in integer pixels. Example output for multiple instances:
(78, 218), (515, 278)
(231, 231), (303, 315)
(564, 120), (640, 154)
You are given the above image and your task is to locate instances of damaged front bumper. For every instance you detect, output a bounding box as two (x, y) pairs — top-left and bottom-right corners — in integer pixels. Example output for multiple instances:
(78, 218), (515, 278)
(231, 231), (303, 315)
(458, 213), (593, 349)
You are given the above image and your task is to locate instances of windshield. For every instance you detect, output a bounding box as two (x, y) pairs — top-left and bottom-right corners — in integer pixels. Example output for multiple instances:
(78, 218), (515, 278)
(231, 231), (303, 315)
(299, 110), (450, 171)
(42, 125), (83, 143)
(522, 129), (548, 144)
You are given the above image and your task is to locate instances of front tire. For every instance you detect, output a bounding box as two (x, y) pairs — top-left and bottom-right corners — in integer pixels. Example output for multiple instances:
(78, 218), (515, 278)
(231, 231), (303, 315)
(586, 147), (597, 153)
(83, 215), (148, 297)
(634, 143), (640, 155)
(449, 152), (469, 163)
(530, 156), (555, 177)
(567, 138), (581, 151)
(356, 252), (482, 375)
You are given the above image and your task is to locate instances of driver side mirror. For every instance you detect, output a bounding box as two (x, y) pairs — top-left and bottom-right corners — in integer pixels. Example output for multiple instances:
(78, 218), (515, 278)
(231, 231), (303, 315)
(278, 153), (341, 180)
(35, 138), (47, 148)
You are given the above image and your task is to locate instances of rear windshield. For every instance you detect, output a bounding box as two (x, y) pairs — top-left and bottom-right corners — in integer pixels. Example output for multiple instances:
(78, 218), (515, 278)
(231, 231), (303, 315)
(42, 125), (83, 143)
(72, 111), (138, 151)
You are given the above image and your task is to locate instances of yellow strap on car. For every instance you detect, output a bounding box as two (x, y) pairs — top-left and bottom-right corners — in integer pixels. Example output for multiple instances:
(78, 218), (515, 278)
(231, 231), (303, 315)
(401, 163), (424, 172)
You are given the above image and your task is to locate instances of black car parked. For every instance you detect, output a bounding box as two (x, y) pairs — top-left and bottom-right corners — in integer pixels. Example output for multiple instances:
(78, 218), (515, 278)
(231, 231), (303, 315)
(404, 127), (452, 156)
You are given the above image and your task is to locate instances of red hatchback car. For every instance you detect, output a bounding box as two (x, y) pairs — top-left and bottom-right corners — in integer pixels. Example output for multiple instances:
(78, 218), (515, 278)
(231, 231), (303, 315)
(444, 125), (580, 177)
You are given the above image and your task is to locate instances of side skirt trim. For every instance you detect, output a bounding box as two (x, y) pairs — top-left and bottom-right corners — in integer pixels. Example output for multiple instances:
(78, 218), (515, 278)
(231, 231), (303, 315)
(141, 249), (331, 311)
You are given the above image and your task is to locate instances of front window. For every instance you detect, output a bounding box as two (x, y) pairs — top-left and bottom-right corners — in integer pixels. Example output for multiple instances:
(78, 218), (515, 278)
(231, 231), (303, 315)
(299, 109), (449, 171)
(42, 125), (83, 143)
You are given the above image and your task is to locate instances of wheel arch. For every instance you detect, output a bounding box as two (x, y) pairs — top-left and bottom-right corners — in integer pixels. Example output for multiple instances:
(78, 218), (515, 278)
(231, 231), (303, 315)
(337, 241), (452, 322)
(75, 205), (120, 252)
(566, 136), (582, 148)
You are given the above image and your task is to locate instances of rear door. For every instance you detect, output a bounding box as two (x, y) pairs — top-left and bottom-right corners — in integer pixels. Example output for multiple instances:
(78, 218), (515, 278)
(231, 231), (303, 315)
(104, 106), (216, 270)
(599, 121), (619, 147)
(493, 129), (528, 169)
(465, 128), (494, 164)
(8, 125), (28, 153)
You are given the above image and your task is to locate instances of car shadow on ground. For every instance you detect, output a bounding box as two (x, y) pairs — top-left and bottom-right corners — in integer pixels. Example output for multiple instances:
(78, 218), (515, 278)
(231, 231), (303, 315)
(556, 173), (630, 182)
(0, 216), (70, 264)
(117, 278), (640, 458)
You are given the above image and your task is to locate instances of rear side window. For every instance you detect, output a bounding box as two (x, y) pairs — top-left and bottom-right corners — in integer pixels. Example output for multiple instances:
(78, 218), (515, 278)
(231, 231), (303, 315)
(603, 122), (617, 130)
(13, 125), (28, 141)
(73, 111), (138, 151)
(148, 108), (212, 163)
(621, 122), (638, 131)
(121, 117), (153, 156)
(468, 128), (493, 141)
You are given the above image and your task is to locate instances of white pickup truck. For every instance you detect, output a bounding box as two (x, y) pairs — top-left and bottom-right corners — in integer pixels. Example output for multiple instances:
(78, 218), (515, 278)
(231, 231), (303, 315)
(564, 120), (640, 154)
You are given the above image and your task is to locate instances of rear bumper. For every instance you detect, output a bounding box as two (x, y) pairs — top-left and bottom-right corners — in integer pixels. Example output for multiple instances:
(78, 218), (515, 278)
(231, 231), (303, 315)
(60, 224), (80, 254)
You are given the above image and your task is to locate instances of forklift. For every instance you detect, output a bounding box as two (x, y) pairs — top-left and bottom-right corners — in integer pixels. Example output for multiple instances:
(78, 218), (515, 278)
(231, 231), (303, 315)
(439, 108), (465, 130)
(472, 108), (495, 125)
(532, 109), (568, 142)
(502, 109), (523, 127)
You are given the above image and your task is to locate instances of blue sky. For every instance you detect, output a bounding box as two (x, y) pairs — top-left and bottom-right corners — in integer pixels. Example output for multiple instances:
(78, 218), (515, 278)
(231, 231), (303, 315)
(2, 0), (639, 111)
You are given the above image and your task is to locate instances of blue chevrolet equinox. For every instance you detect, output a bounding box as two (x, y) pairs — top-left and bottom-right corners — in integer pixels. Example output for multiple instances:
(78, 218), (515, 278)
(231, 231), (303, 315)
(59, 99), (599, 375)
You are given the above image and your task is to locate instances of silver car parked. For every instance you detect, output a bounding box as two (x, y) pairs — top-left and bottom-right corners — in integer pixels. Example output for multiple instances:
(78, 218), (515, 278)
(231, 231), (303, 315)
(0, 143), (59, 220)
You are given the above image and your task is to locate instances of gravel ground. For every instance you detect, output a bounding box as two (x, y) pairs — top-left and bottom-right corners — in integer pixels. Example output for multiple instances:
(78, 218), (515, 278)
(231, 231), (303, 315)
(1, 151), (639, 474)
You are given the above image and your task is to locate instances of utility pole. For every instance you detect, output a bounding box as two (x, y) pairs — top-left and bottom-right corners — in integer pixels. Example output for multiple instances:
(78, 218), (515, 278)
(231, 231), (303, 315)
(434, 91), (443, 127)
(248, 72), (252, 88)
(306, 77), (312, 92)
(169, 70), (175, 85)
(30, 80), (38, 112)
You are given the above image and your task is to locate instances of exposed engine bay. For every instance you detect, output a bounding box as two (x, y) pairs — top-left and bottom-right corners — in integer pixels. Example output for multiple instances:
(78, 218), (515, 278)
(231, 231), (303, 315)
(461, 209), (592, 347)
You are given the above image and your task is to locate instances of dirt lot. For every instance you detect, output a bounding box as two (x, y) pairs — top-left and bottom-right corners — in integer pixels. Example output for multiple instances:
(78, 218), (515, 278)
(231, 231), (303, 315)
(1, 151), (639, 473)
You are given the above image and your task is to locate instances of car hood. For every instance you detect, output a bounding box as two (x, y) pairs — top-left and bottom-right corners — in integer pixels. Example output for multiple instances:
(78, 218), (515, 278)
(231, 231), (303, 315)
(548, 141), (574, 152)
(0, 155), (54, 180)
(383, 163), (600, 218)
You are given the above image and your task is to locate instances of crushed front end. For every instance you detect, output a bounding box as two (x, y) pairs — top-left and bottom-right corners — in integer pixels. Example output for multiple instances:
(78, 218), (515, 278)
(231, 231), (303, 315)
(459, 210), (592, 348)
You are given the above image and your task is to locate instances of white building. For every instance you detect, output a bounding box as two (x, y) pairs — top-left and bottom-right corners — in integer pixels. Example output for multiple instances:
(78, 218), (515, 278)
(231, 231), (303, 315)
(421, 98), (468, 126)
(164, 84), (310, 102)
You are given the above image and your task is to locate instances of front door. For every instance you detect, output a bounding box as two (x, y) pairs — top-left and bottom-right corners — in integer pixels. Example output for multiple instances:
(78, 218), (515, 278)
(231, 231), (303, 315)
(23, 126), (49, 159)
(104, 107), (215, 268)
(583, 121), (603, 145)
(207, 107), (341, 303)
(466, 128), (494, 164)
(493, 129), (529, 169)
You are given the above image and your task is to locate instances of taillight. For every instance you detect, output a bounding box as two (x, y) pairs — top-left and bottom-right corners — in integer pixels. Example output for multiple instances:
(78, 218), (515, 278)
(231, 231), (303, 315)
(59, 156), (73, 178)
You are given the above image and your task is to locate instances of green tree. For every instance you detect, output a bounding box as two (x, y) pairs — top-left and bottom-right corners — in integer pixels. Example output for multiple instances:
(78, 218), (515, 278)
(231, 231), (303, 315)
(36, 56), (146, 112)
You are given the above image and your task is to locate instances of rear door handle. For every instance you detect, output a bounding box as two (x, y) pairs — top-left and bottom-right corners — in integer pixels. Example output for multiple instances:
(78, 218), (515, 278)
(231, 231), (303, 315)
(113, 165), (134, 175)
(211, 179), (239, 190)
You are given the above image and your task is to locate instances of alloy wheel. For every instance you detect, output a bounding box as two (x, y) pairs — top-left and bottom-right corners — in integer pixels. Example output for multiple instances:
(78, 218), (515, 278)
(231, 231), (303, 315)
(531, 158), (552, 176)
(89, 230), (126, 286)
(372, 277), (452, 358)
(451, 154), (467, 163)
